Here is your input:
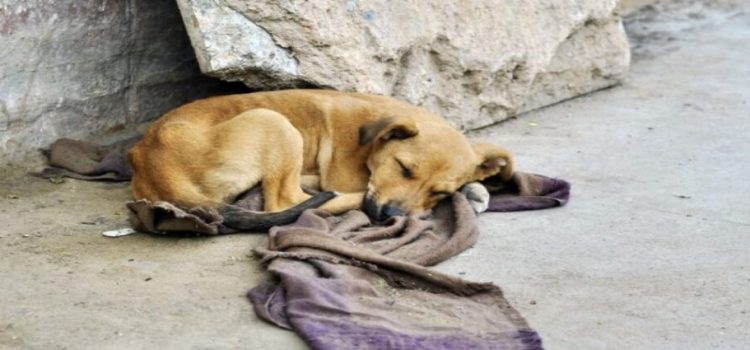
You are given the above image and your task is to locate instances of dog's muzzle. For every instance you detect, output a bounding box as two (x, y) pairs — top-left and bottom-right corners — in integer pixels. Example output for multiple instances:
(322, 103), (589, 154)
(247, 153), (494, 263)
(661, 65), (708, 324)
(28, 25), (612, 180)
(363, 194), (403, 221)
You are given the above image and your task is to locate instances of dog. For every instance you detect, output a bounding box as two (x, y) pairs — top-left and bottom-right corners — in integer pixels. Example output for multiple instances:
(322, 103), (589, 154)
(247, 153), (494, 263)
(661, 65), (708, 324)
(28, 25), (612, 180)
(127, 89), (513, 230)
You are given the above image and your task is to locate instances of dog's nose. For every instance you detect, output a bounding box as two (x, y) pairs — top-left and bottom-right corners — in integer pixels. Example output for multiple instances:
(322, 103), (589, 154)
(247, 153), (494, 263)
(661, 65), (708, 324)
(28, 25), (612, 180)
(381, 202), (403, 218)
(363, 196), (403, 221)
(363, 195), (381, 220)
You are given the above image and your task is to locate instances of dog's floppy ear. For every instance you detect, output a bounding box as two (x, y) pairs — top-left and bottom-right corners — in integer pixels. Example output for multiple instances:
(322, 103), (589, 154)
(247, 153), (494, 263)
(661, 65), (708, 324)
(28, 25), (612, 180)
(359, 116), (419, 145)
(471, 143), (514, 181)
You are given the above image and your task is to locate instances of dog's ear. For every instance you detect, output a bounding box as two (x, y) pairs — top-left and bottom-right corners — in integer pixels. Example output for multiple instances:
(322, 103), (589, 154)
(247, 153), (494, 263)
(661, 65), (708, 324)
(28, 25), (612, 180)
(359, 116), (419, 146)
(471, 143), (514, 181)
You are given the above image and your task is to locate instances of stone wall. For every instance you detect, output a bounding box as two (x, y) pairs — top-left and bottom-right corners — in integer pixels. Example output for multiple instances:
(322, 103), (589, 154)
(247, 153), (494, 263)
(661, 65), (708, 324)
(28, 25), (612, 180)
(0, 0), (236, 166)
(177, 0), (631, 130)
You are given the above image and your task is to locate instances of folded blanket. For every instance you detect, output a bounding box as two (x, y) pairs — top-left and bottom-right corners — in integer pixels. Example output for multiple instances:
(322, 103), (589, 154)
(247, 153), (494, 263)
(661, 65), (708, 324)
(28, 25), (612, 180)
(32, 136), (140, 181)
(249, 193), (544, 350)
(36, 136), (570, 350)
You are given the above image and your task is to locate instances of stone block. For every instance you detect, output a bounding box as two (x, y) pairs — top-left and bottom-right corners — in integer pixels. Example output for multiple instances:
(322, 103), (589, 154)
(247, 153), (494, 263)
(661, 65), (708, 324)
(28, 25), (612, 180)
(177, 0), (631, 130)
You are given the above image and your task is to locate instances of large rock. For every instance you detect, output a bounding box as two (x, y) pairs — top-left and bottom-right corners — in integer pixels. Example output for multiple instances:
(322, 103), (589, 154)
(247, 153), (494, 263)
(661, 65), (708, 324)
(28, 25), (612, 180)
(0, 0), (233, 166)
(177, 0), (630, 130)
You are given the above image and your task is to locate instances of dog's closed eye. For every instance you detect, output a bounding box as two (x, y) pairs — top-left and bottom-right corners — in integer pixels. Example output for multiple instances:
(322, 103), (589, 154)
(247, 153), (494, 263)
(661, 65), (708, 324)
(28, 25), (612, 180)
(396, 159), (413, 179)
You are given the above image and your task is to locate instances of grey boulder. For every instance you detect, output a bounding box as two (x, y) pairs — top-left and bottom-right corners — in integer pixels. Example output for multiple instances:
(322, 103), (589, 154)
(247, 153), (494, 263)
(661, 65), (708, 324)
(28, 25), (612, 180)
(177, 0), (630, 129)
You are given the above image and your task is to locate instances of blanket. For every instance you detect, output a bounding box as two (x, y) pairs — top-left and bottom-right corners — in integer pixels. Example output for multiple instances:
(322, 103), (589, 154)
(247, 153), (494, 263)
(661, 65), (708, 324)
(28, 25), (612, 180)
(35, 136), (570, 350)
(249, 193), (544, 350)
(32, 136), (140, 181)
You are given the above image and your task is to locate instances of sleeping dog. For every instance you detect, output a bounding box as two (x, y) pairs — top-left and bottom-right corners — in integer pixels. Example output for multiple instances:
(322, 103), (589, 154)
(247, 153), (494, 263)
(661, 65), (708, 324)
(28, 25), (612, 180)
(128, 90), (513, 230)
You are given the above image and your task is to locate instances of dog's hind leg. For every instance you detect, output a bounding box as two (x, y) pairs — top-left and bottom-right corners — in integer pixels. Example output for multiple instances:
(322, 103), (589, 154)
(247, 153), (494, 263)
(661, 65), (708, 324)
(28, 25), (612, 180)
(205, 108), (315, 213)
(208, 108), (361, 215)
(258, 124), (313, 213)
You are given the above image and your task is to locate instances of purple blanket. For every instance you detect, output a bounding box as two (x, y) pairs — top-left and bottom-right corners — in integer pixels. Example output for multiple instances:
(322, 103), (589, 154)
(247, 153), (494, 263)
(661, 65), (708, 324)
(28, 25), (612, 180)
(250, 193), (549, 350)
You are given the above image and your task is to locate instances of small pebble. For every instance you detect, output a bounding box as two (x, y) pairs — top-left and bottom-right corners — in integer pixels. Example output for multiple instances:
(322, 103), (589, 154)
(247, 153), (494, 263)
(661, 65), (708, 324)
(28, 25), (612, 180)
(49, 176), (66, 184)
(529, 300), (537, 305)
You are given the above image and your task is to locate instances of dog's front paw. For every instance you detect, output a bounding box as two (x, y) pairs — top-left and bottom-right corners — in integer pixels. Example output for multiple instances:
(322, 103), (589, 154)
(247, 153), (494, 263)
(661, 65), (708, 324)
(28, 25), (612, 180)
(460, 182), (490, 214)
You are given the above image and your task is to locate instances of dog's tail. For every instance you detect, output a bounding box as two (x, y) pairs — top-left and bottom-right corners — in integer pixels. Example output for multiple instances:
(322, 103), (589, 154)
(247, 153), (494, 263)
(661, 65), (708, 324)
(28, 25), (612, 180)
(218, 191), (336, 231)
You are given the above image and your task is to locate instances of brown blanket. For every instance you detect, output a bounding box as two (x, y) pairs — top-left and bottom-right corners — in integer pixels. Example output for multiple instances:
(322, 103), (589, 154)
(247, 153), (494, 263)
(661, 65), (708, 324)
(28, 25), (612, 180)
(36, 136), (570, 349)
(250, 194), (545, 350)
(32, 137), (140, 181)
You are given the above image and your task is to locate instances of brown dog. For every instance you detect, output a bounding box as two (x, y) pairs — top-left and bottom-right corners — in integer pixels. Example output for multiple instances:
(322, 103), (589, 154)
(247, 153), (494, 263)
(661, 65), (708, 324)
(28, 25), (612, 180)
(128, 90), (513, 230)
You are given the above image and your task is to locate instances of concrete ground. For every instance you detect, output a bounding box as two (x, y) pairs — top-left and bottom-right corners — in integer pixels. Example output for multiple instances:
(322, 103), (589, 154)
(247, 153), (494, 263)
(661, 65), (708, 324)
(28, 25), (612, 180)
(1, 2), (748, 349)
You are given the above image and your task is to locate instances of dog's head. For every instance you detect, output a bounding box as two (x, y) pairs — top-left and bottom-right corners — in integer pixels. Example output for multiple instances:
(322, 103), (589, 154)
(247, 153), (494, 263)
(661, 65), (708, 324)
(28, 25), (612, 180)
(359, 116), (513, 220)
